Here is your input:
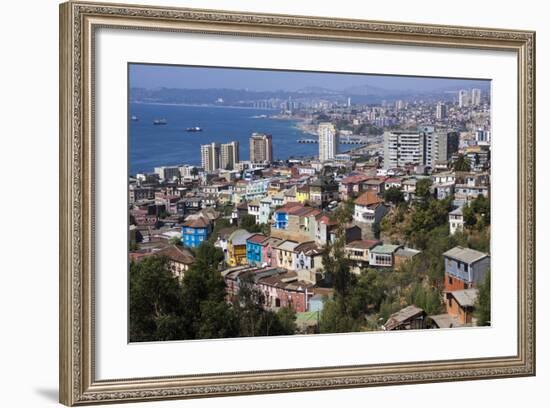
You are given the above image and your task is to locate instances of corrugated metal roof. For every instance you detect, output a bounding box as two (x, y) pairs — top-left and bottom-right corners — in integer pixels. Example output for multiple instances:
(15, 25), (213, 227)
(443, 246), (489, 264)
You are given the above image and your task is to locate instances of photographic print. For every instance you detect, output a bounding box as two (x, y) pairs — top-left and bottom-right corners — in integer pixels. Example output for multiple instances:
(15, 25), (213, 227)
(128, 64), (491, 342)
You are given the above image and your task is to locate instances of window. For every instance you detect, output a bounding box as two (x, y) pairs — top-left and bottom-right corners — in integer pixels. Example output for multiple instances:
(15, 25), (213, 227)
(275, 298), (281, 307)
(448, 276), (453, 285)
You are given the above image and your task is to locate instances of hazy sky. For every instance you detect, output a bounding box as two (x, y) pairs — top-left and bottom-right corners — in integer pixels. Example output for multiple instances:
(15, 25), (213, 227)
(129, 63), (489, 92)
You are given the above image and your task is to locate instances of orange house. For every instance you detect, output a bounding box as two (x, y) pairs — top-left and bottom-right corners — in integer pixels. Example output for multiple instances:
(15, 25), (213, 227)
(445, 289), (479, 325)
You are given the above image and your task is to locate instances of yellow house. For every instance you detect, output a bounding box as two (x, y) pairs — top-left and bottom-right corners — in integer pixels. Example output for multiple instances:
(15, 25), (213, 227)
(227, 229), (252, 266)
(296, 185), (310, 204)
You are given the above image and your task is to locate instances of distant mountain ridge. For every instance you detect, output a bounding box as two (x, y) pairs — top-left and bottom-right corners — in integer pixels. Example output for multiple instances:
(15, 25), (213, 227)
(130, 80), (490, 105)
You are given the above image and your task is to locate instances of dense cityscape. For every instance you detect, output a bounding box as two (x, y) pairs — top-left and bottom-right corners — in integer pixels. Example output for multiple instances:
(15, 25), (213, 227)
(129, 75), (491, 341)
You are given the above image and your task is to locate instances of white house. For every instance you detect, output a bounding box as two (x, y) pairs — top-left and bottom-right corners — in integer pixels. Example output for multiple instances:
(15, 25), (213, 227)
(449, 206), (464, 235)
(258, 196), (273, 225)
(247, 200), (261, 224)
(353, 191), (388, 224)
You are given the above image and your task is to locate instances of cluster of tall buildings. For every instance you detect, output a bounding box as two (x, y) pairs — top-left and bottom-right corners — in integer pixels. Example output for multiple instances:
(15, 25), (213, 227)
(458, 88), (482, 108)
(201, 141), (240, 173)
(383, 127), (459, 169)
(201, 133), (273, 173)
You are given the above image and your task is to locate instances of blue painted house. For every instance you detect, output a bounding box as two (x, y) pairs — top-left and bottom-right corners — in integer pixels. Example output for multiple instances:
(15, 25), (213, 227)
(181, 216), (211, 248)
(273, 202), (301, 230)
(246, 233), (267, 266)
(442, 246), (490, 291)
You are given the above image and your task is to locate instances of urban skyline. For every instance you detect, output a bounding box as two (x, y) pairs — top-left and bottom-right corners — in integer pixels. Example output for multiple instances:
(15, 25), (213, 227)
(129, 65), (491, 342)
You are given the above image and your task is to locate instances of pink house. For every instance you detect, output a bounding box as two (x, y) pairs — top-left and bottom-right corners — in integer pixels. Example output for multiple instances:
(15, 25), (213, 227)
(261, 237), (284, 267)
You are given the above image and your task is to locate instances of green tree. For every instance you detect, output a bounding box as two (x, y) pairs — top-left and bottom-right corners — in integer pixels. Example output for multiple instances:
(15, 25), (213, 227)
(129, 256), (185, 342)
(407, 283), (443, 315)
(471, 194), (491, 226)
(462, 205), (477, 228)
(475, 272), (491, 326)
(180, 241), (232, 338)
(275, 306), (297, 334)
(168, 235), (182, 246)
(240, 213), (261, 232)
(384, 186), (405, 205)
(414, 178), (433, 208)
(453, 154), (471, 172)
(209, 218), (232, 243)
(233, 275), (296, 337)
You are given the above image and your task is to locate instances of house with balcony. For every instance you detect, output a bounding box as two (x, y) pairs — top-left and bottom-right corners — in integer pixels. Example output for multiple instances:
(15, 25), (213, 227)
(443, 246), (490, 292)
(344, 239), (381, 273)
(449, 206), (464, 235)
(247, 200), (261, 224)
(369, 244), (401, 267)
(274, 240), (300, 270)
(258, 196), (273, 225)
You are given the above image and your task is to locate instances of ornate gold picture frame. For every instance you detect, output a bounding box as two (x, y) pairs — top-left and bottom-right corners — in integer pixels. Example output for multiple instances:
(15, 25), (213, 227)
(59, 1), (535, 405)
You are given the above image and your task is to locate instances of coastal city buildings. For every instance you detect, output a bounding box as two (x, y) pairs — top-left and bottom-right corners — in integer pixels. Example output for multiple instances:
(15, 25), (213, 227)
(201, 141), (240, 172)
(129, 73), (491, 339)
(318, 122), (337, 162)
(383, 130), (424, 169)
(200, 142), (220, 173)
(458, 89), (470, 107)
(436, 102), (447, 120)
(383, 128), (459, 169)
(471, 88), (482, 106)
(220, 141), (239, 170)
(249, 133), (273, 163)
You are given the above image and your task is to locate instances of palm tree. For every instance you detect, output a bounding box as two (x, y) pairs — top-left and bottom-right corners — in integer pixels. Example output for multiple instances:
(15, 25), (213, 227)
(453, 154), (471, 172)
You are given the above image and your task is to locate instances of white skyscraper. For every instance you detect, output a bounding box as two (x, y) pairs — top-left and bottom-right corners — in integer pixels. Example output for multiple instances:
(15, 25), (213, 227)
(384, 131), (424, 169)
(318, 122), (337, 162)
(200, 142), (221, 173)
(384, 128), (458, 169)
(458, 89), (470, 108)
(471, 88), (482, 106)
(220, 141), (239, 170)
(249, 133), (273, 163)
(436, 102), (447, 120)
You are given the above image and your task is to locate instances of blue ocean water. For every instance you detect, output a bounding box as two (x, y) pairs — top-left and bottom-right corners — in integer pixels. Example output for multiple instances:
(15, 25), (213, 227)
(129, 103), (318, 175)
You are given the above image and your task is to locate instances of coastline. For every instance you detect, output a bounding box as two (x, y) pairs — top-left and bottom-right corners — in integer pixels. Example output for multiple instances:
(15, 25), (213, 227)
(130, 101), (278, 111)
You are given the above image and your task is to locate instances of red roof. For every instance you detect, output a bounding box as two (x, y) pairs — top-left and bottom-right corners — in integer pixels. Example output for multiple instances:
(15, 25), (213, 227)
(342, 174), (370, 185)
(346, 239), (382, 250)
(247, 233), (268, 244)
(355, 191), (382, 207)
(183, 216), (210, 228)
(274, 202), (303, 213)
(156, 245), (195, 264)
